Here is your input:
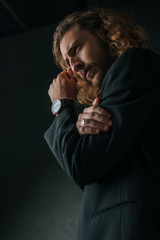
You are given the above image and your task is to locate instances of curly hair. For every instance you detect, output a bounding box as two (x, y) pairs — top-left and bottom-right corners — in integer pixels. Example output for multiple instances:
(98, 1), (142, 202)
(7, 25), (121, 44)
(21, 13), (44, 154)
(53, 8), (149, 69)
(74, 72), (100, 105)
(53, 8), (149, 105)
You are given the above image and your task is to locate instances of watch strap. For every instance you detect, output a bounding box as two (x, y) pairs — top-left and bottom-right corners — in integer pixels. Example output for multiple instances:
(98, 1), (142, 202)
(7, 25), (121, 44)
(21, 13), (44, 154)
(52, 98), (74, 116)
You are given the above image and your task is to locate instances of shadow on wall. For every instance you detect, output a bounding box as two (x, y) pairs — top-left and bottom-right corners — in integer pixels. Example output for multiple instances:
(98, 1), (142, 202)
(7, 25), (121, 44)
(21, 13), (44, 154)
(0, 25), (82, 240)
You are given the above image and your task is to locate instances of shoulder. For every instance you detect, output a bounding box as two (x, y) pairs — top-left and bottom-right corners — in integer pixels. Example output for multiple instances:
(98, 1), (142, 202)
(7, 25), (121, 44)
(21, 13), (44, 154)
(110, 47), (160, 72)
(100, 47), (160, 101)
(103, 47), (160, 84)
(118, 47), (160, 62)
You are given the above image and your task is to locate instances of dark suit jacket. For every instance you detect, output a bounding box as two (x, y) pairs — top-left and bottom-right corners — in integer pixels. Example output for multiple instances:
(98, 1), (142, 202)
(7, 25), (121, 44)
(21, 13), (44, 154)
(44, 48), (160, 240)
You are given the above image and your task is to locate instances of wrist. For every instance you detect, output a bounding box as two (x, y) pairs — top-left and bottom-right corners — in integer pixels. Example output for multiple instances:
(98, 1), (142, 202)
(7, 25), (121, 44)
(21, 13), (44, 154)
(51, 98), (74, 116)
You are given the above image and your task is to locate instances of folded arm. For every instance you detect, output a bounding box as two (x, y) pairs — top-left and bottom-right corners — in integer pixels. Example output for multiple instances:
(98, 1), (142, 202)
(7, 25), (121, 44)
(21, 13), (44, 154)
(44, 48), (160, 186)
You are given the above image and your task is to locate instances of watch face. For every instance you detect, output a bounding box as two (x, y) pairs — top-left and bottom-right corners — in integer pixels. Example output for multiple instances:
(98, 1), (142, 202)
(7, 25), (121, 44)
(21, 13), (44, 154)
(51, 99), (61, 114)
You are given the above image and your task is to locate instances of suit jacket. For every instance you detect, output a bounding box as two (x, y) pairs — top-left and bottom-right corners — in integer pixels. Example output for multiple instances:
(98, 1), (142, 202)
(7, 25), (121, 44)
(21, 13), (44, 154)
(44, 48), (160, 240)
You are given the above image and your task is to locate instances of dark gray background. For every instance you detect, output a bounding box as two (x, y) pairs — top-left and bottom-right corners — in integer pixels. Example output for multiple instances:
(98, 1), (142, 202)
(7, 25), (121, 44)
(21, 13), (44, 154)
(1, 0), (160, 239)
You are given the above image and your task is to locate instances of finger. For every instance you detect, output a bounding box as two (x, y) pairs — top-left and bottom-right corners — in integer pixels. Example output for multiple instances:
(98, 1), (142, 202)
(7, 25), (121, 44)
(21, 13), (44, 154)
(67, 72), (78, 82)
(79, 112), (112, 126)
(67, 67), (74, 75)
(65, 68), (78, 82)
(57, 71), (77, 83)
(58, 71), (67, 79)
(78, 126), (101, 135)
(78, 118), (111, 132)
(58, 70), (74, 80)
(84, 105), (112, 118)
(48, 84), (52, 94)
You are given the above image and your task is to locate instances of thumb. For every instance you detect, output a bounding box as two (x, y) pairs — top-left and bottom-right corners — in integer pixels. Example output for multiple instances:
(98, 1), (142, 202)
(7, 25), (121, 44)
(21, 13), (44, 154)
(92, 97), (101, 106)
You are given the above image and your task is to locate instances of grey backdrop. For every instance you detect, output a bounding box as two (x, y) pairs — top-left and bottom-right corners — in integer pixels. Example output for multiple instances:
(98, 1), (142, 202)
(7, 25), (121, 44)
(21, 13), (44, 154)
(1, 1), (160, 240)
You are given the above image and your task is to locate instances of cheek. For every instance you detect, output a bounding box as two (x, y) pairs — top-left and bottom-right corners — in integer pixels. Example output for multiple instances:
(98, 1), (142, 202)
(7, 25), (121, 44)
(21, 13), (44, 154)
(79, 45), (95, 63)
(84, 45), (103, 65)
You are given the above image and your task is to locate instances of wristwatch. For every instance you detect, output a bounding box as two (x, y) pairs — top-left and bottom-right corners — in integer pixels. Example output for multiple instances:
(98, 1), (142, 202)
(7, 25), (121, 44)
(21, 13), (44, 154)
(51, 98), (74, 115)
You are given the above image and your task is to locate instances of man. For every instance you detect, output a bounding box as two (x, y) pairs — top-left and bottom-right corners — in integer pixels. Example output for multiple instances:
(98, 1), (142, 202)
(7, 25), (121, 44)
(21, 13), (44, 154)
(44, 8), (160, 240)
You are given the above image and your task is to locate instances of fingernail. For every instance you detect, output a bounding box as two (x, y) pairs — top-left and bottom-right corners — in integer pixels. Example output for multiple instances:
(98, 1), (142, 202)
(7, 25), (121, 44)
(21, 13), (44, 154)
(96, 129), (100, 134)
(104, 126), (109, 131)
(108, 121), (112, 126)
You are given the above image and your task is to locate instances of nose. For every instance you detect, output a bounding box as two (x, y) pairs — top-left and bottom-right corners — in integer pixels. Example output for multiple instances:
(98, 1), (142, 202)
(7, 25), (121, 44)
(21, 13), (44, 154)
(70, 57), (83, 72)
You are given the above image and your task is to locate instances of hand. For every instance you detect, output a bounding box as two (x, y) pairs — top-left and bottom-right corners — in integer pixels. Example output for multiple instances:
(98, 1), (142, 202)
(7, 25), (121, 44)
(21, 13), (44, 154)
(48, 70), (77, 103)
(76, 98), (112, 135)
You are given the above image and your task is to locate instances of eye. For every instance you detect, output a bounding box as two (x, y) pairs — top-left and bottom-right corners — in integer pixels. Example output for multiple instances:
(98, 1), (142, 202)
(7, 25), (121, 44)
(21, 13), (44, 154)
(74, 44), (81, 53)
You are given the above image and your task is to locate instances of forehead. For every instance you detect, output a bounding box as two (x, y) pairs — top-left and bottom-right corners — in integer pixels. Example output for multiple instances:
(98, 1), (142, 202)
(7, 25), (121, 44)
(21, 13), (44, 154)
(60, 27), (90, 56)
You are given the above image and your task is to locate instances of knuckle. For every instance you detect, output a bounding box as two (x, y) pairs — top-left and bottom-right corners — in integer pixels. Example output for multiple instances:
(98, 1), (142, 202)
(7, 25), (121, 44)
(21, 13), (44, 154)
(105, 118), (112, 125)
(93, 105), (99, 111)
(57, 75), (61, 81)
(83, 107), (89, 113)
(107, 112), (112, 118)
(76, 124), (83, 134)
(90, 112), (96, 118)
(100, 109), (106, 115)
(85, 127), (92, 134)
(93, 121), (99, 128)
(92, 105), (96, 110)
(81, 127), (85, 134)
(85, 119), (90, 125)
(99, 115), (106, 122)
(78, 114), (81, 120)
(58, 72), (63, 77)
(89, 127), (95, 134)
(78, 114), (83, 120)
(104, 125), (109, 131)
(84, 106), (93, 113)
(57, 73), (64, 79)
(97, 106), (105, 113)
(86, 127), (91, 134)
(76, 121), (79, 128)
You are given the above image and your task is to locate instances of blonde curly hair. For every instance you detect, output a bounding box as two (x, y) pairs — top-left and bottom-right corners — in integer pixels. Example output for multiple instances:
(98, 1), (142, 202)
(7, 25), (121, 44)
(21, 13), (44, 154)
(53, 8), (149, 105)
(74, 72), (100, 105)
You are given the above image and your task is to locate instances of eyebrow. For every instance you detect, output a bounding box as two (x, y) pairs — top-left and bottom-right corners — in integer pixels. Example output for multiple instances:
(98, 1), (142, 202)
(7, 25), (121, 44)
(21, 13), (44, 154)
(66, 40), (80, 56)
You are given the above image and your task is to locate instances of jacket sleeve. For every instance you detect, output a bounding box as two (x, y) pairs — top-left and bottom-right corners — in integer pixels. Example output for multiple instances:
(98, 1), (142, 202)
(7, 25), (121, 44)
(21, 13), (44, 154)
(44, 48), (160, 186)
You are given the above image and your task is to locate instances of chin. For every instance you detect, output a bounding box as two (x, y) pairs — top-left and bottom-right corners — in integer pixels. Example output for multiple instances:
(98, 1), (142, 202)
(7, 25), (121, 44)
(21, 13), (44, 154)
(92, 80), (101, 88)
(92, 75), (103, 88)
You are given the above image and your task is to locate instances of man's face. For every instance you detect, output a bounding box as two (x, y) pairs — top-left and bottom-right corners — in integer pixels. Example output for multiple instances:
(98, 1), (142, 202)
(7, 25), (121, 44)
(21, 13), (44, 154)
(60, 27), (114, 87)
